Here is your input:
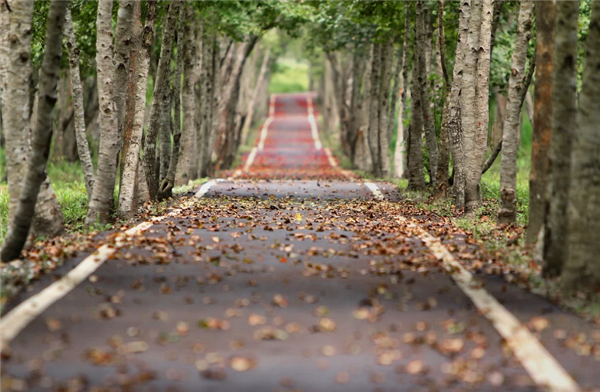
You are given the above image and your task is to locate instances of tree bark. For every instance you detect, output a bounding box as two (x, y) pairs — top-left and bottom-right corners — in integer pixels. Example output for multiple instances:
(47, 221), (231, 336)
(143, 1), (179, 201)
(434, 0), (451, 195)
(199, 32), (218, 178)
(65, 8), (95, 199)
(447, 0), (471, 208)
(85, 0), (119, 226)
(394, 7), (411, 179)
(117, 0), (157, 219)
(562, 0), (600, 291)
(407, 27), (425, 190)
(527, 1), (556, 244)
(497, 1), (533, 225)
(367, 43), (382, 177)
(416, 0), (438, 184)
(2, 0), (67, 261)
(112, 0), (134, 133)
(378, 39), (394, 178)
(241, 48), (271, 147)
(543, 1), (579, 277)
(175, 4), (197, 186)
(160, 4), (189, 199)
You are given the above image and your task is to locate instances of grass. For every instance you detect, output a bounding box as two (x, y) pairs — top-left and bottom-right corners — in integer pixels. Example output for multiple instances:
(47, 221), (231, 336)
(269, 58), (310, 94)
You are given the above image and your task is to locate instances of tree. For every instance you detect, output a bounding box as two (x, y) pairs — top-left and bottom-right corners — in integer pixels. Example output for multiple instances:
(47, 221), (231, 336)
(118, 0), (158, 218)
(527, 2), (556, 243)
(85, 0), (120, 226)
(393, 7), (410, 179)
(561, 1), (600, 291)
(497, 1), (533, 225)
(64, 8), (95, 199)
(543, 1), (579, 277)
(143, 1), (180, 201)
(2, 0), (68, 261)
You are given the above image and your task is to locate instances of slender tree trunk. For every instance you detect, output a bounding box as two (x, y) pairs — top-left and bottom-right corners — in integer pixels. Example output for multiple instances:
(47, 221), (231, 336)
(112, 0), (134, 133)
(158, 89), (172, 181)
(0, 0), (9, 120)
(368, 43), (382, 177)
(143, 1), (179, 201)
(85, 0), (119, 226)
(543, 1), (579, 277)
(416, 0), (438, 184)
(175, 4), (197, 186)
(562, 1), (600, 291)
(395, 7), (411, 180)
(160, 4), (189, 199)
(65, 8), (95, 199)
(378, 39), (394, 178)
(4, 0), (33, 226)
(407, 30), (425, 190)
(388, 48), (402, 157)
(497, 1), (533, 225)
(461, 0), (483, 215)
(117, 0), (157, 219)
(527, 2), (556, 244)
(241, 48), (271, 146)
(434, 0), (451, 195)
(118, 0), (141, 206)
(1, 0), (67, 261)
(199, 32), (217, 177)
(447, 0), (470, 208)
(348, 45), (366, 166)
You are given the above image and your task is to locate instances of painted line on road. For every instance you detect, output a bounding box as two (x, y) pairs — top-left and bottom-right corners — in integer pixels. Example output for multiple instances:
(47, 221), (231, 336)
(0, 209), (183, 352)
(243, 147), (258, 172)
(306, 96), (323, 151)
(194, 179), (224, 198)
(363, 182), (581, 392)
(364, 182), (385, 200)
(324, 147), (337, 168)
(257, 117), (273, 151)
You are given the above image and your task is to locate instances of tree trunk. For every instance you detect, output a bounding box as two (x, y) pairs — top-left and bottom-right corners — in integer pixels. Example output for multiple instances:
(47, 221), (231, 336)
(367, 43), (382, 177)
(562, 1), (600, 291)
(433, 0), (451, 196)
(117, 0), (157, 219)
(4, 0), (34, 226)
(199, 32), (218, 178)
(527, 2), (556, 244)
(416, 0), (438, 184)
(497, 1), (533, 225)
(348, 45), (366, 166)
(0, 0), (9, 120)
(112, 0), (134, 133)
(175, 4), (197, 186)
(395, 7), (411, 180)
(160, 4), (189, 199)
(1, 0), (67, 262)
(388, 48), (401, 160)
(143, 1), (179, 201)
(378, 39), (394, 178)
(407, 29), (425, 190)
(85, 0), (120, 226)
(461, 0), (483, 215)
(65, 8), (95, 199)
(241, 48), (270, 147)
(543, 1), (579, 277)
(158, 88), (172, 181)
(447, 0), (470, 208)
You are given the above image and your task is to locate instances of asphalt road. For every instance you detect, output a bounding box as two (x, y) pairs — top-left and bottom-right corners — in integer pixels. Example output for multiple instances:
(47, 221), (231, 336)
(1, 93), (598, 392)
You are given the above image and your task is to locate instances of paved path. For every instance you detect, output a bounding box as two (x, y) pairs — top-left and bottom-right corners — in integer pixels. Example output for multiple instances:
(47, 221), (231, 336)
(1, 93), (599, 392)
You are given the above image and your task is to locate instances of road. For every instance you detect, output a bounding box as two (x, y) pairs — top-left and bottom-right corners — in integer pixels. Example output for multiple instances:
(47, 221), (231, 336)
(1, 93), (599, 392)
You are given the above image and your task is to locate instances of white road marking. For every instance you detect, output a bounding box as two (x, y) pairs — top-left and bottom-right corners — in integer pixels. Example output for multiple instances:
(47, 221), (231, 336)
(364, 182), (385, 200)
(194, 179), (224, 198)
(243, 147), (258, 172)
(324, 147), (337, 167)
(1, 179), (225, 351)
(0, 210), (178, 351)
(257, 117), (273, 151)
(306, 96), (322, 150)
(363, 181), (581, 392)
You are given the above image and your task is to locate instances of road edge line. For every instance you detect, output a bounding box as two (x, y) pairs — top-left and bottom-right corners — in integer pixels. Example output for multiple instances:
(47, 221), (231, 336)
(364, 182), (581, 392)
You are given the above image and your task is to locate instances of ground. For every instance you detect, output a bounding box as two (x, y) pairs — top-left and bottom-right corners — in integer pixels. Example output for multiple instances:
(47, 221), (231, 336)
(1, 94), (599, 392)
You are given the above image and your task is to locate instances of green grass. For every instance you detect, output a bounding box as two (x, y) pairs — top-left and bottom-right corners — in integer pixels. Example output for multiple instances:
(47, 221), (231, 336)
(269, 58), (310, 94)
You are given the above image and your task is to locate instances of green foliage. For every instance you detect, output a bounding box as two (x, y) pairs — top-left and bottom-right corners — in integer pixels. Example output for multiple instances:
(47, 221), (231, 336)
(269, 58), (310, 94)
